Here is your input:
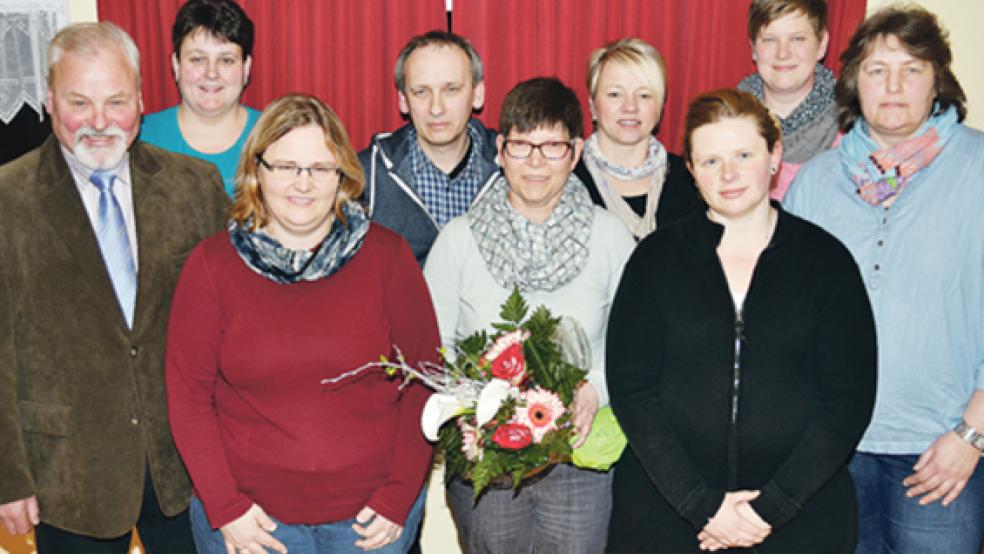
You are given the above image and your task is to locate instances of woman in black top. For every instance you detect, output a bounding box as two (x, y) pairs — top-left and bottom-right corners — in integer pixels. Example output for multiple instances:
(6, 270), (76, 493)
(576, 38), (702, 240)
(606, 89), (876, 553)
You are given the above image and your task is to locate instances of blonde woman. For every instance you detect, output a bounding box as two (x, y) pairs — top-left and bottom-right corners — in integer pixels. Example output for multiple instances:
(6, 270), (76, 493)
(575, 38), (702, 240)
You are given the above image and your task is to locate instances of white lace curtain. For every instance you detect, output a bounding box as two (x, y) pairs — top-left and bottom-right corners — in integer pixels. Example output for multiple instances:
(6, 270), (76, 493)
(0, 0), (68, 124)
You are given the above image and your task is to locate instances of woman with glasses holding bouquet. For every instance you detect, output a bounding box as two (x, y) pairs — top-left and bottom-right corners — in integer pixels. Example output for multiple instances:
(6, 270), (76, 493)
(423, 77), (634, 553)
(165, 94), (438, 554)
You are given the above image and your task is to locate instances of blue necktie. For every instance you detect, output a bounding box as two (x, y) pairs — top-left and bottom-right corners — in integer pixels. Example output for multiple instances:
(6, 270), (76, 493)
(90, 171), (137, 328)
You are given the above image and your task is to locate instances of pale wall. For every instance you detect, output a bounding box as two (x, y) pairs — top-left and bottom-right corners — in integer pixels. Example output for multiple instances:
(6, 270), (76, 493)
(67, 0), (97, 23)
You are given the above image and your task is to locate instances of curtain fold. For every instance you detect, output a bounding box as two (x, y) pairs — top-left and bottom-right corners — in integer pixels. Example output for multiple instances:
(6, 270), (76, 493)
(97, 0), (446, 149)
(457, 0), (865, 153)
(97, 0), (864, 155)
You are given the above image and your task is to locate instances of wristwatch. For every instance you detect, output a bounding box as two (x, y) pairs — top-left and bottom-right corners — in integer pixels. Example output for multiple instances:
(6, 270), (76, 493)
(953, 419), (984, 451)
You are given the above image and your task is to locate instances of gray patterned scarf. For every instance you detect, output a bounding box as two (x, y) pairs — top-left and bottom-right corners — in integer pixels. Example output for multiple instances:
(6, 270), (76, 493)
(468, 174), (593, 292)
(738, 64), (836, 137)
(583, 133), (666, 181)
(229, 200), (370, 284)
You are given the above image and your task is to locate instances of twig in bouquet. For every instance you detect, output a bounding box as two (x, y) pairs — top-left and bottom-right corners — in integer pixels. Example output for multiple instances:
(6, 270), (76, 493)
(320, 345), (487, 400)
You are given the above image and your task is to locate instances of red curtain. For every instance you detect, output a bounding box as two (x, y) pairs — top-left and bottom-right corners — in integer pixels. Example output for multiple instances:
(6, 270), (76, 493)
(457, 0), (865, 153)
(97, 0), (446, 149)
(97, 0), (864, 153)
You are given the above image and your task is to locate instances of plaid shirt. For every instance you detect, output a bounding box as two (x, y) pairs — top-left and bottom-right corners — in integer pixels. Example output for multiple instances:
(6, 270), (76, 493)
(409, 124), (486, 229)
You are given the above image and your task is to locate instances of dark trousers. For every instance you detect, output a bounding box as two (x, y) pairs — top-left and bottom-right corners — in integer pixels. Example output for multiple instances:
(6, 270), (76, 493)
(34, 466), (195, 554)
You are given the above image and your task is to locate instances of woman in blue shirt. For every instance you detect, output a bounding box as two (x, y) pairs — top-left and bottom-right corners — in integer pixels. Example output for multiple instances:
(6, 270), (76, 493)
(141, 0), (259, 197)
(785, 6), (984, 553)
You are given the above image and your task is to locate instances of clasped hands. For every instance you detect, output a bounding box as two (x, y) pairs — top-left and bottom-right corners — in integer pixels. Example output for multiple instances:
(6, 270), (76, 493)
(221, 503), (403, 553)
(697, 490), (771, 551)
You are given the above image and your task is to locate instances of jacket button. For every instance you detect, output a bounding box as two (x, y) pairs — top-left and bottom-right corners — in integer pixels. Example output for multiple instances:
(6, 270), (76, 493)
(128, 346), (139, 358)
(130, 416), (139, 425)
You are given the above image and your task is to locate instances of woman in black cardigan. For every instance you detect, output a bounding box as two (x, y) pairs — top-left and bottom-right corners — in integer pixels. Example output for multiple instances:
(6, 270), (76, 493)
(606, 89), (876, 553)
(576, 38), (703, 240)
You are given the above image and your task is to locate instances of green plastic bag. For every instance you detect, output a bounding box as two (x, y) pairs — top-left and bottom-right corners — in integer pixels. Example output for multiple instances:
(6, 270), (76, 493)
(571, 406), (627, 471)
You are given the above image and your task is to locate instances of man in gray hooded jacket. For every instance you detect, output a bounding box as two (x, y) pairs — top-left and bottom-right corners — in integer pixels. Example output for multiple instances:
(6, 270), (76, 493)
(359, 30), (499, 265)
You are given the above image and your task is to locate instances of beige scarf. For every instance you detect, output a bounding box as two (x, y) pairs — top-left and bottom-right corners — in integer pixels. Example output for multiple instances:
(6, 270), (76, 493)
(582, 134), (667, 240)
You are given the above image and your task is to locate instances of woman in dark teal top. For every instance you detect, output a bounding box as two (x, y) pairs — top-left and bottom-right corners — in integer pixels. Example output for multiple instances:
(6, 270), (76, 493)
(140, 0), (258, 197)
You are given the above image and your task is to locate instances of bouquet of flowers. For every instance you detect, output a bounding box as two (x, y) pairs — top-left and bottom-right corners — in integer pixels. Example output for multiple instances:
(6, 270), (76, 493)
(325, 289), (626, 498)
(322, 289), (626, 497)
(433, 290), (590, 496)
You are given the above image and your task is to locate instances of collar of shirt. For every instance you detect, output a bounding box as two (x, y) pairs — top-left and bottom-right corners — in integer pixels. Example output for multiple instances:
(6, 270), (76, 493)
(447, 135), (475, 181)
(408, 123), (485, 228)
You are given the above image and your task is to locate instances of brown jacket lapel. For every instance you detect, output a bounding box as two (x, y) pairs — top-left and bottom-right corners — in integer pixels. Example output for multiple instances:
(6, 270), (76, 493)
(129, 141), (164, 336)
(36, 137), (128, 329)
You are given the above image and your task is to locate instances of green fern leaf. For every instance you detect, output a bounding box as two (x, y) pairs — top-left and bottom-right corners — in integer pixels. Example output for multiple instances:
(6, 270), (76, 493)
(499, 287), (528, 323)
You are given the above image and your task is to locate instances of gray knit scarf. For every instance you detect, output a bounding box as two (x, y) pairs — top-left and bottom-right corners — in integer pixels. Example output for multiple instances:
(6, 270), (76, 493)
(468, 174), (593, 293)
(738, 64), (836, 138)
(229, 200), (370, 284)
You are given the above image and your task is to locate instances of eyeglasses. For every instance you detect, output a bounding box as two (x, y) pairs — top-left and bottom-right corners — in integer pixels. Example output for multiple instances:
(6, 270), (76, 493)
(502, 139), (574, 160)
(257, 156), (340, 183)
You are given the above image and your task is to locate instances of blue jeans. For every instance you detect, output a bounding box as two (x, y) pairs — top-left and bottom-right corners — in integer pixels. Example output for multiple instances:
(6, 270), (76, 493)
(446, 463), (612, 554)
(849, 452), (984, 554)
(189, 491), (425, 554)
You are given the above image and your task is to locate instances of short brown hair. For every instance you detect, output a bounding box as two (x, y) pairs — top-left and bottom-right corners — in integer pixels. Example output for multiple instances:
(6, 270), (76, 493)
(747, 0), (828, 42)
(499, 77), (583, 139)
(586, 38), (667, 103)
(682, 88), (781, 164)
(172, 0), (254, 59)
(230, 94), (364, 229)
(394, 30), (483, 92)
(836, 4), (966, 133)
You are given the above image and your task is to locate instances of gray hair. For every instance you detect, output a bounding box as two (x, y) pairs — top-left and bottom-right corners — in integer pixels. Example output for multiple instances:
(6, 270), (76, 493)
(393, 30), (483, 92)
(48, 22), (141, 88)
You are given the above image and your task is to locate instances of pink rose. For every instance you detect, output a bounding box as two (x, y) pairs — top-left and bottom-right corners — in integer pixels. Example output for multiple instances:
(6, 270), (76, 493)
(489, 343), (527, 386)
(491, 423), (533, 450)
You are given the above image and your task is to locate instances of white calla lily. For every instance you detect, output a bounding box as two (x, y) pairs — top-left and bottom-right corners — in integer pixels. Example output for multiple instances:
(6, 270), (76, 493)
(476, 378), (514, 427)
(421, 393), (468, 442)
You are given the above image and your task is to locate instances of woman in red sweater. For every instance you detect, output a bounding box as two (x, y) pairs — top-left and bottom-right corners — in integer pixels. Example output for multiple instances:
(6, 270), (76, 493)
(165, 94), (439, 554)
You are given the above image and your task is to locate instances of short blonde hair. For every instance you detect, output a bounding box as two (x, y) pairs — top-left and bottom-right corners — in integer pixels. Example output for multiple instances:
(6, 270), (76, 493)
(230, 94), (364, 229)
(586, 38), (667, 104)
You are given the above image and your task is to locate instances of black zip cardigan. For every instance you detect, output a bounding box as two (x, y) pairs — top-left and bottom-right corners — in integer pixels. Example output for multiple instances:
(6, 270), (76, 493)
(574, 152), (705, 235)
(606, 204), (877, 553)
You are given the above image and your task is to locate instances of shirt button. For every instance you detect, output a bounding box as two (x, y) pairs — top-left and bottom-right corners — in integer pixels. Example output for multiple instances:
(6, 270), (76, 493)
(128, 346), (139, 358)
(874, 264), (880, 271)
(130, 416), (139, 425)
(882, 217), (888, 224)
(877, 239), (884, 247)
